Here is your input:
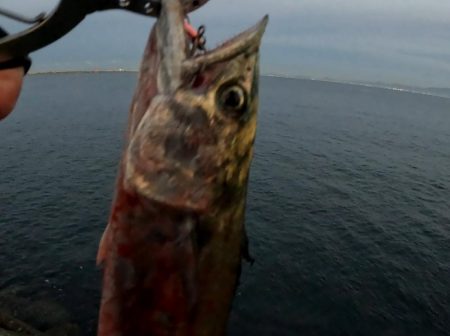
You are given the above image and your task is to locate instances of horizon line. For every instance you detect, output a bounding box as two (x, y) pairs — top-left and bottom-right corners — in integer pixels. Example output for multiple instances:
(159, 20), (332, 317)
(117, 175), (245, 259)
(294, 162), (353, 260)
(27, 70), (450, 95)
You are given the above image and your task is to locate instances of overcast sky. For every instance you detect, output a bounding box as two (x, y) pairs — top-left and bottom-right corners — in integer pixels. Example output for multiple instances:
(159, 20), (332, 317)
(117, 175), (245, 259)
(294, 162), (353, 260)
(2, 0), (450, 87)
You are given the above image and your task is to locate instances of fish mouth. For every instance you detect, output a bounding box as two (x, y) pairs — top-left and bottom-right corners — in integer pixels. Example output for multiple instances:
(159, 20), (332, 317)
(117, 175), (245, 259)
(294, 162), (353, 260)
(182, 15), (269, 75)
(155, 0), (268, 91)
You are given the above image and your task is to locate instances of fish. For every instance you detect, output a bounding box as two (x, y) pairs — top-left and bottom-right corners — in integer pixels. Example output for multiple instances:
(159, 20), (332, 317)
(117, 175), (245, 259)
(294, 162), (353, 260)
(96, 0), (268, 335)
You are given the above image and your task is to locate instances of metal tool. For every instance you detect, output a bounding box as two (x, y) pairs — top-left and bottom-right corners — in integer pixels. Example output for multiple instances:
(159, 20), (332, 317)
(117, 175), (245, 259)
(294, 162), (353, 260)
(0, 0), (209, 57)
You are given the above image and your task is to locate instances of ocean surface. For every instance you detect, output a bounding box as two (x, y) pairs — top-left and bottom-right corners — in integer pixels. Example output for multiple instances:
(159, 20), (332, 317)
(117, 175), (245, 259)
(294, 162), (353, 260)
(1, 73), (450, 335)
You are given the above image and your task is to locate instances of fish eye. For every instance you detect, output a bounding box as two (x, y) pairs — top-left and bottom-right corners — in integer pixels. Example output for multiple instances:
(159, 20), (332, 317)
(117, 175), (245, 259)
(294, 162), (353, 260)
(217, 84), (247, 116)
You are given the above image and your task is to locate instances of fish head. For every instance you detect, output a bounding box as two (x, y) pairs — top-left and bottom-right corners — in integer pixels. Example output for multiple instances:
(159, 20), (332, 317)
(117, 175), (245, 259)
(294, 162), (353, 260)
(125, 0), (268, 212)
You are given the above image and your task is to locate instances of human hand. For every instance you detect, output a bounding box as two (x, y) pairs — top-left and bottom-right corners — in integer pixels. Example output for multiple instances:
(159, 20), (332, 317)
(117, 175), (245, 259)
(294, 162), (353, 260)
(0, 53), (25, 120)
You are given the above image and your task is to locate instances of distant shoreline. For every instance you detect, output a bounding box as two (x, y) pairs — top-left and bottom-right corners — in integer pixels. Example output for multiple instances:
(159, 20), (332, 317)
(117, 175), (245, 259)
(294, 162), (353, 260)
(28, 70), (450, 99)
(30, 69), (137, 75)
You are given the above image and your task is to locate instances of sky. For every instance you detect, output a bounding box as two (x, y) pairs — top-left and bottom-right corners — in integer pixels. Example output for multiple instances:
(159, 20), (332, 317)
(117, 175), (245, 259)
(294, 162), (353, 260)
(2, 0), (450, 87)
